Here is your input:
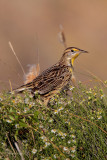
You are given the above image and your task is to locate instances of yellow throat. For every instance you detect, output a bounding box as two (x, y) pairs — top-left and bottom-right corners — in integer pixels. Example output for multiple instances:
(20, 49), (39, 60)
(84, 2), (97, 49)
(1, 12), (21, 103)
(69, 53), (79, 73)
(71, 53), (79, 66)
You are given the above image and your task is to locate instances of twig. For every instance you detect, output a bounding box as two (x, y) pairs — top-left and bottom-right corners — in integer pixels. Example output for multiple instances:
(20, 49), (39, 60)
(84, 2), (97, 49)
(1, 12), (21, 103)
(14, 142), (25, 160)
(31, 129), (35, 145)
(6, 132), (16, 156)
(21, 114), (34, 117)
(9, 79), (13, 92)
(8, 41), (26, 76)
(84, 69), (107, 88)
(69, 113), (107, 134)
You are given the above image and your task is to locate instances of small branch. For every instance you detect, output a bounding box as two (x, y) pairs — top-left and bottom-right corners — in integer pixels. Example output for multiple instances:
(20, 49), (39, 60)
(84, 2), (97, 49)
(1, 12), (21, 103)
(69, 113), (107, 134)
(31, 129), (35, 145)
(84, 69), (107, 88)
(21, 114), (34, 117)
(6, 132), (16, 156)
(14, 142), (25, 160)
(9, 79), (13, 92)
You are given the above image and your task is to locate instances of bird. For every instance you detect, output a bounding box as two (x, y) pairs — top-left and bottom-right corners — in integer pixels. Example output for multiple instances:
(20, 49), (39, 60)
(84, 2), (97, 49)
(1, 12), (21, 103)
(13, 47), (88, 105)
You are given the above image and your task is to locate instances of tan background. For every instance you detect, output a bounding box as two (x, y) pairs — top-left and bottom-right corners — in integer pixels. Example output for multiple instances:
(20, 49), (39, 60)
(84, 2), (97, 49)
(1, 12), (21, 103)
(0, 0), (107, 91)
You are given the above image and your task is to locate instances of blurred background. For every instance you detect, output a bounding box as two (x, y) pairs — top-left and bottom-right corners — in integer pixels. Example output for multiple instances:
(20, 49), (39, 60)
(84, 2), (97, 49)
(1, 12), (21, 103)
(0, 0), (107, 91)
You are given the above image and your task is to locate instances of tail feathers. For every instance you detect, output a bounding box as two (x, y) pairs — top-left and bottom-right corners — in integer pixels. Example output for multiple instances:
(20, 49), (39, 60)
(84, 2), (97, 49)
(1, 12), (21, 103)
(13, 86), (26, 93)
(10, 84), (28, 94)
(9, 83), (34, 94)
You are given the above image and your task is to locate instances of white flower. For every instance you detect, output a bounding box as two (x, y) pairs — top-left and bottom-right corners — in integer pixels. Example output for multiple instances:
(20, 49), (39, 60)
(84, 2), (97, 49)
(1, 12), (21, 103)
(44, 142), (51, 148)
(24, 107), (29, 113)
(63, 133), (67, 137)
(29, 94), (33, 98)
(63, 147), (70, 154)
(54, 110), (59, 114)
(71, 154), (75, 158)
(86, 91), (92, 94)
(41, 136), (47, 142)
(1, 142), (6, 147)
(41, 136), (45, 139)
(61, 136), (65, 139)
(63, 147), (68, 151)
(54, 155), (57, 158)
(58, 107), (64, 111)
(49, 118), (53, 123)
(101, 94), (105, 99)
(68, 140), (71, 144)
(29, 102), (35, 107)
(24, 98), (29, 104)
(71, 146), (76, 153)
(6, 119), (12, 123)
(58, 101), (63, 104)
(39, 125), (44, 128)
(71, 134), (75, 138)
(32, 148), (37, 154)
(68, 101), (71, 104)
(69, 86), (75, 90)
(97, 115), (102, 119)
(22, 140), (28, 144)
(41, 156), (45, 160)
(15, 124), (19, 128)
(58, 131), (64, 136)
(72, 140), (76, 143)
(51, 129), (57, 133)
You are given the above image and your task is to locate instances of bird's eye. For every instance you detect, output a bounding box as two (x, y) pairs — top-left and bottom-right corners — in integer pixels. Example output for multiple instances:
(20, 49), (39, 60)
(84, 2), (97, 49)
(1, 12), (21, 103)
(71, 49), (74, 53)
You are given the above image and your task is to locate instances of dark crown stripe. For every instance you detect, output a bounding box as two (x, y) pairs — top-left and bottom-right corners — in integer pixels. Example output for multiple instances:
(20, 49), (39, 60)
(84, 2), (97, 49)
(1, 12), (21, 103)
(64, 47), (80, 51)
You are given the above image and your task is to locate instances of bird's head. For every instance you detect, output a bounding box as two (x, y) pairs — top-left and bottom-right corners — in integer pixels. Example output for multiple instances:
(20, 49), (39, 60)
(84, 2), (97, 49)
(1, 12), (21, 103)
(62, 47), (88, 66)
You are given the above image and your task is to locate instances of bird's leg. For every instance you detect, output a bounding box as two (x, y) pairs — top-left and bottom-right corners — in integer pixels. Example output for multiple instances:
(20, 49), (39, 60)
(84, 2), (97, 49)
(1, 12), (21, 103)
(71, 72), (76, 86)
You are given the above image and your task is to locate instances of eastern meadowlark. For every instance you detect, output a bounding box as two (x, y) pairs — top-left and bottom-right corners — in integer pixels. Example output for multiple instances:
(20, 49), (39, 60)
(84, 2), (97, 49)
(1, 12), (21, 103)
(13, 47), (88, 105)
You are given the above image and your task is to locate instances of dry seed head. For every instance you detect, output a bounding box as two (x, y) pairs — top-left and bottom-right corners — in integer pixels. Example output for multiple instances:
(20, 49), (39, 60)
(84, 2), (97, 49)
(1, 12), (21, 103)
(9, 41), (26, 76)
(58, 24), (67, 48)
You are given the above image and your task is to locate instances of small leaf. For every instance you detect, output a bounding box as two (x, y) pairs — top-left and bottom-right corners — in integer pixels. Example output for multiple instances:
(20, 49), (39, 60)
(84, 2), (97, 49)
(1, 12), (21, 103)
(9, 108), (13, 112)
(19, 121), (28, 127)
(34, 111), (39, 119)
(9, 115), (15, 121)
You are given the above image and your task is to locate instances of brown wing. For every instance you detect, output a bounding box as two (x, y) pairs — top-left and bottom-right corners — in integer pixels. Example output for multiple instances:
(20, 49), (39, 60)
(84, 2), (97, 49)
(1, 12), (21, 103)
(25, 64), (71, 95)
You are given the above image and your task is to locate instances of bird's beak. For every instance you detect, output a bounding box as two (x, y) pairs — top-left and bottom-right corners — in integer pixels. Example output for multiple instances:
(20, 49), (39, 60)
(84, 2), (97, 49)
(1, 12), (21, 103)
(80, 49), (88, 53)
